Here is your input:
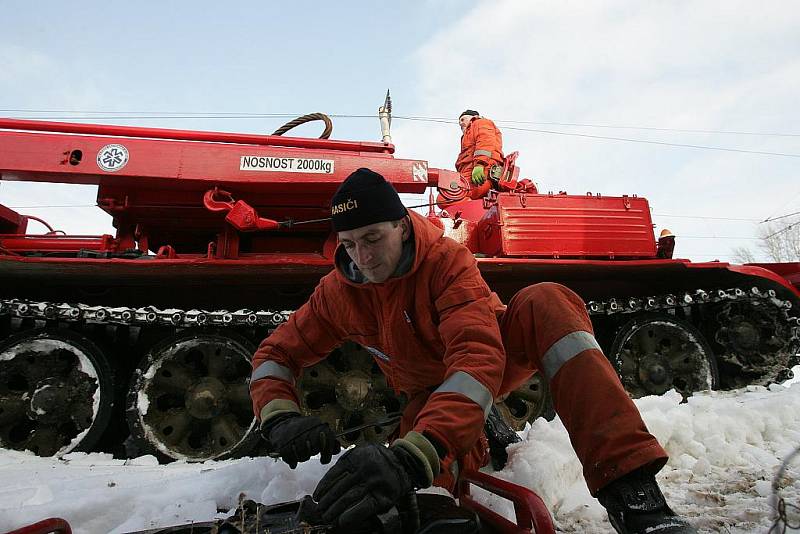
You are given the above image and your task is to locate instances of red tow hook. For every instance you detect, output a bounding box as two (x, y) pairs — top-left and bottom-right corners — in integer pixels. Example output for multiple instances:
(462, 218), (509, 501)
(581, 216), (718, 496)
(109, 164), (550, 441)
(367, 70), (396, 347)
(459, 469), (555, 534)
(203, 188), (281, 232)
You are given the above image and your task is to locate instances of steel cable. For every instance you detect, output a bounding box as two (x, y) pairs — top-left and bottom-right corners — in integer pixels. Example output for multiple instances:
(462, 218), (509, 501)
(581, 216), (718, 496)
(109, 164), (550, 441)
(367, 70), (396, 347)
(769, 444), (800, 533)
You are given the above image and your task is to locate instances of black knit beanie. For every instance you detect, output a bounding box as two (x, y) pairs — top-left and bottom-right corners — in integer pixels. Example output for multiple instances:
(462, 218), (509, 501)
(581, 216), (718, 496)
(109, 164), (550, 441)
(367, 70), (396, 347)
(330, 168), (408, 232)
(459, 109), (480, 118)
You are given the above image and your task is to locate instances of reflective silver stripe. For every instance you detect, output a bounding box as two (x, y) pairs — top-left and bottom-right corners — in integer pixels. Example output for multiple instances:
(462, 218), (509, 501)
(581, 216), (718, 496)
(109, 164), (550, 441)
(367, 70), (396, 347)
(364, 346), (391, 362)
(250, 360), (295, 387)
(542, 331), (601, 380)
(473, 149), (492, 157)
(434, 370), (493, 419)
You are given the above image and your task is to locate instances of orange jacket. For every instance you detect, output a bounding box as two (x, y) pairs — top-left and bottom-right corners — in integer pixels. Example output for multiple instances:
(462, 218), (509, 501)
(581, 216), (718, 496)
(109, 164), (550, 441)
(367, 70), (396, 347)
(455, 117), (504, 180)
(251, 211), (507, 461)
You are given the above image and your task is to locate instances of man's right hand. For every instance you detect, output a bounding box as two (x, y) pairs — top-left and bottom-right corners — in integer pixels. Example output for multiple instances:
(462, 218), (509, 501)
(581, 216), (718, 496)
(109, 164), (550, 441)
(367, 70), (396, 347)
(261, 413), (341, 468)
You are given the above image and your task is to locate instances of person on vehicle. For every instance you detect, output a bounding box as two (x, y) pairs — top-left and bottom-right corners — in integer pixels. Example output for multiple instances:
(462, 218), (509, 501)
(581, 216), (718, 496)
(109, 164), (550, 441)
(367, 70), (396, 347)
(455, 109), (504, 190)
(250, 167), (697, 534)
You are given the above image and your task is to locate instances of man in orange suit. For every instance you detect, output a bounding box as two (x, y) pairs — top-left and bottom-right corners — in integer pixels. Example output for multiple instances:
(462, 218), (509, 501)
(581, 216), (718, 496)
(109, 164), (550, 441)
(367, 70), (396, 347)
(456, 109), (504, 190)
(250, 167), (697, 534)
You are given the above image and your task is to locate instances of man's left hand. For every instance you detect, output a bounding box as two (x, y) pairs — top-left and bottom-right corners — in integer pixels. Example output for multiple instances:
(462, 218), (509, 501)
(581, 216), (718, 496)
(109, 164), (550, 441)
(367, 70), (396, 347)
(313, 439), (434, 527)
(471, 165), (486, 185)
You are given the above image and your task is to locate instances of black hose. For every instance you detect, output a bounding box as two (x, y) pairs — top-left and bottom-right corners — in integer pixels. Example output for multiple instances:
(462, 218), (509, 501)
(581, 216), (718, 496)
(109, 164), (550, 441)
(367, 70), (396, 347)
(272, 113), (333, 139)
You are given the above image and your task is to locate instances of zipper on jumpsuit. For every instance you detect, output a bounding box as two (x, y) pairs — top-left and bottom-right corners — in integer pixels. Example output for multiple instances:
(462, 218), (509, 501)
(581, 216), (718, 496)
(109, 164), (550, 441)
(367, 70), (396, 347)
(370, 284), (398, 392)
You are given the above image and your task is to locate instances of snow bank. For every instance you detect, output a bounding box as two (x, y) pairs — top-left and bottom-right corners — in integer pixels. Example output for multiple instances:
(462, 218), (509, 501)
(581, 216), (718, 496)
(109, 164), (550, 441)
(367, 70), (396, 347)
(1, 384), (799, 533)
(495, 384), (800, 533)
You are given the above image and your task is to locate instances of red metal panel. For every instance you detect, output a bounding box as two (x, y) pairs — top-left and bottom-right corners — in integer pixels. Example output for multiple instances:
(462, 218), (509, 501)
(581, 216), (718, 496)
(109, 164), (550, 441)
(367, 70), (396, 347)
(0, 130), (431, 194)
(729, 263), (800, 297)
(497, 193), (656, 258)
(749, 262), (800, 291)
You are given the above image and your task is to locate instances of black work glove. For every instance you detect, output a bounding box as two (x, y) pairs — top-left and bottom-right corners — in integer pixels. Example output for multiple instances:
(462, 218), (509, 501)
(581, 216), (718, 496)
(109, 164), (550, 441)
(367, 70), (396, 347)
(313, 432), (439, 527)
(261, 412), (341, 468)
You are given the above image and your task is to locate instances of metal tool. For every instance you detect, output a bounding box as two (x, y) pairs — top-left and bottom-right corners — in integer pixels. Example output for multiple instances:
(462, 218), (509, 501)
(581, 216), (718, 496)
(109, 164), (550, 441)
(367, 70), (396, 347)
(266, 412), (402, 460)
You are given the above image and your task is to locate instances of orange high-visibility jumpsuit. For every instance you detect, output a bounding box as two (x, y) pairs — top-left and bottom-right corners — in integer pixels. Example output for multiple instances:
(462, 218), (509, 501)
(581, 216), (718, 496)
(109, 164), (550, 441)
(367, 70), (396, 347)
(251, 212), (667, 493)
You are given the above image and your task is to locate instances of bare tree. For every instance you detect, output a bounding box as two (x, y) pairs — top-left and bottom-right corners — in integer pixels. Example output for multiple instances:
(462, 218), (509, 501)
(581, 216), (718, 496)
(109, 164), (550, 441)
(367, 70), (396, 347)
(733, 216), (800, 263)
(759, 216), (800, 262)
(731, 246), (757, 264)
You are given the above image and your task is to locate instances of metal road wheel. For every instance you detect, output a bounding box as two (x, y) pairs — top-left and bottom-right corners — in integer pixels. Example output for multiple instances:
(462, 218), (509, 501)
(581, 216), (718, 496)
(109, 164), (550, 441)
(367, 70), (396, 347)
(0, 329), (113, 456)
(495, 372), (554, 431)
(126, 330), (258, 462)
(713, 300), (794, 387)
(299, 342), (405, 447)
(610, 313), (719, 398)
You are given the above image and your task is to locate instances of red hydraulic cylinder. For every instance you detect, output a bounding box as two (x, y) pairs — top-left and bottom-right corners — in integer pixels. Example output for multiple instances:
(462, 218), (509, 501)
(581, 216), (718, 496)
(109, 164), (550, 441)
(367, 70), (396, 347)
(0, 234), (117, 253)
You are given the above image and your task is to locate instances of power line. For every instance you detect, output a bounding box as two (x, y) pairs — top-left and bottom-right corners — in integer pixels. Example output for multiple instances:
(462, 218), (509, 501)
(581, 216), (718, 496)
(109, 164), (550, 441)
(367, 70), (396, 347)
(497, 125), (800, 158)
(398, 115), (800, 138)
(394, 116), (800, 156)
(496, 120), (800, 138)
(0, 205), (776, 228)
(0, 108), (304, 117)
(762, 210), (800, 224)
(764, 221), (798, 240)
(3, 108), (799, 137)
(652, 213), (761, 222)
(762, 192), (800, 222)
(688, 253), (736, 259)
(679, 236), (761, 240)
(5, 112), (798, 159)
(0, 204), (768, 222)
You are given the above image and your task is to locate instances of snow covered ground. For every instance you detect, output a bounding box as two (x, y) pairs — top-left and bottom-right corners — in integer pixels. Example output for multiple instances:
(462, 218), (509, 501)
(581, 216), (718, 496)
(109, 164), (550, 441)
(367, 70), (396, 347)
(2, 379), (800, 533)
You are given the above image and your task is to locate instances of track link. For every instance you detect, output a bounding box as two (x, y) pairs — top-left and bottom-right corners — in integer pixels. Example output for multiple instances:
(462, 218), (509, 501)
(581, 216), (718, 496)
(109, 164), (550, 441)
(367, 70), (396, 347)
(2, 284), (797, 381)
(586, 286), (800, 387)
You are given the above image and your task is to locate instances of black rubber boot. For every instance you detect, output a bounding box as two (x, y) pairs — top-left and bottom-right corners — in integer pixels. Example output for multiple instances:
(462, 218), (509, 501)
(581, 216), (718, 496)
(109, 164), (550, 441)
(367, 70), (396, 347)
(484, 404), (521, 470)
(597, 467), (697, 534)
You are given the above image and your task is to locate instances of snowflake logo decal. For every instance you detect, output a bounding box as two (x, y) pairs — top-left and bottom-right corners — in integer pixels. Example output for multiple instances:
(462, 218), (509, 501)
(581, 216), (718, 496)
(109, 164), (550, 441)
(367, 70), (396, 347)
(96, 144), (129, 172)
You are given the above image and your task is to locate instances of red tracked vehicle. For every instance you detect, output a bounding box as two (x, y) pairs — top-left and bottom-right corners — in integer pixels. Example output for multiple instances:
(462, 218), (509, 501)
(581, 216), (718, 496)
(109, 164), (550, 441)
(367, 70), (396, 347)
(0, 99), (798, 462)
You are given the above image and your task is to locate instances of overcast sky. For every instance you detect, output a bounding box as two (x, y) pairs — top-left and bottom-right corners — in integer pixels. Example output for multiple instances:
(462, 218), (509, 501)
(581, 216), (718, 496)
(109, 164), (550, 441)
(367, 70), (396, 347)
(2, 0), (799, 262)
